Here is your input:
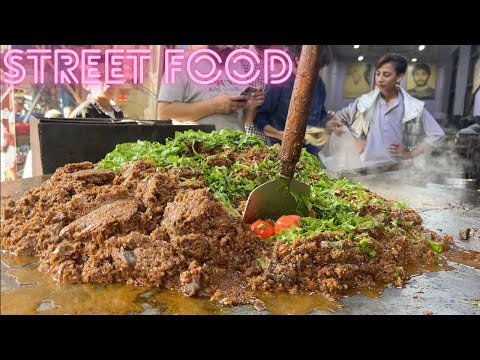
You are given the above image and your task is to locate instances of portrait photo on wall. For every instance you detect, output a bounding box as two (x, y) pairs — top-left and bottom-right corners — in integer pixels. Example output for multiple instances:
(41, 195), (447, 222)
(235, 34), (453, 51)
(343, 63), (373, 98)
(407, 62), (436, 100)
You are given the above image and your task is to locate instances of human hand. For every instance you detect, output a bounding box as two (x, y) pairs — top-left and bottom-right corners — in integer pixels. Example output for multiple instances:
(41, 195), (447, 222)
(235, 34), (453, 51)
(246, 88), (265, 109)
(326, 118), (346, 136)
(211, 94), (248, 114)
(277, 130), (285, 141)
(388, 143), (411, 159)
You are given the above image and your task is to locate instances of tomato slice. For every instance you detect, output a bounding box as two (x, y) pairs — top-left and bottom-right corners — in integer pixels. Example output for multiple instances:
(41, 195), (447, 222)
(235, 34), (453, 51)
(274, 215), (301, 234)
(250, 220), (275, 239)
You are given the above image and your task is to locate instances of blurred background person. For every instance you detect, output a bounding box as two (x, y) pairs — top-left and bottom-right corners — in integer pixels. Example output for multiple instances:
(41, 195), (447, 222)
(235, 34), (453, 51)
(63, 106), (74, 118)
(255, 45), (331, 155)
(70, 83), (124, 119)
(240, 45), (284, 144)
(70, 55), (124, 120)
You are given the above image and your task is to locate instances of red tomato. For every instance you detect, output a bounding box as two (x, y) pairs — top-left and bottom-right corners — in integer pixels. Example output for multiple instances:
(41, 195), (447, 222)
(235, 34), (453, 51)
(250, 220), (275, 239)
(274, 215), (301, 233)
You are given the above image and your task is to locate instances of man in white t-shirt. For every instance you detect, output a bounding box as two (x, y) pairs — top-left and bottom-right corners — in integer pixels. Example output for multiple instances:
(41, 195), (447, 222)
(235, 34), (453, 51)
(157, 45), (264, 132)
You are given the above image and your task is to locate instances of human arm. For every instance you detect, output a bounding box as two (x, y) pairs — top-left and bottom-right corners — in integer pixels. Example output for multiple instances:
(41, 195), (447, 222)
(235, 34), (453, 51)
(389, 109), (445, 159)
(325, 100), (359, 135)
(325, 116), (346, 135)
(158, 94), (248, 122)
(157, 66), (248, 122)
(388, 143), (430, 159)
(255, 85), (282, 137)
(243, 88), (265, 125)
(263, 125), (284, 141)
(157, 100), (216, 122)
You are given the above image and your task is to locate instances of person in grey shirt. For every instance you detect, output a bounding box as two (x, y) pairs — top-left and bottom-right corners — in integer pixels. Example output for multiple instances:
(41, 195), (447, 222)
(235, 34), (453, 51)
(157, 45), (264, 132)
(326, 53), (445, 167)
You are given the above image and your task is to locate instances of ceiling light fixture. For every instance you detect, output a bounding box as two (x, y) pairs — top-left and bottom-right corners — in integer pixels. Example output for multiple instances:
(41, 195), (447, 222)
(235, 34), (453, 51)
(412, 58), (417, 62)
(418, 45), (426, 51)
(353, 45), (360, 49)
(358, 55), (364, 61)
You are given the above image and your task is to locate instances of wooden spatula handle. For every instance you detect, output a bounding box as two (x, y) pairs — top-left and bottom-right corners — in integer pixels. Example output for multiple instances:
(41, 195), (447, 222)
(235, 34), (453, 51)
(280, 45), (323, 179)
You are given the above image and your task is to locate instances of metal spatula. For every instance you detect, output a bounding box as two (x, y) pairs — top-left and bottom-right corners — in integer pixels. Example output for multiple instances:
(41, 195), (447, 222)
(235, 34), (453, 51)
(242, 45), (324, 224)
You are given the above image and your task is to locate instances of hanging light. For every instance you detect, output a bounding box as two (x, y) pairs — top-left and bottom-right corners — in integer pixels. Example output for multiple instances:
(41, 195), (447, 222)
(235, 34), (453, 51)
(358, 55), (364, 61)
(412, 58), (418, 62)
(418, 45), (426, 51)
(353, 45), (360, 49)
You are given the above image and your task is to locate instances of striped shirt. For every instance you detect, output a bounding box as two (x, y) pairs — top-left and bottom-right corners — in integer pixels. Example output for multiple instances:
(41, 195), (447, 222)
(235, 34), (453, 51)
(239, 46), (269, 143)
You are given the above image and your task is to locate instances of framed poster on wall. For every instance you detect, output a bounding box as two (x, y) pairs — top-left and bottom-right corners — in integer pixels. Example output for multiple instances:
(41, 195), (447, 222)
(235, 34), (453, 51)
(343, 63), (373, 98)
(407, 62), (437, 100)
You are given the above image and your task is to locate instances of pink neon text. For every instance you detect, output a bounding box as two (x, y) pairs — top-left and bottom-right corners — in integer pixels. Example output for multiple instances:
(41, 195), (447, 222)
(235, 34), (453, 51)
(1, 48), (151, 85)
(164, 49), (293, 85)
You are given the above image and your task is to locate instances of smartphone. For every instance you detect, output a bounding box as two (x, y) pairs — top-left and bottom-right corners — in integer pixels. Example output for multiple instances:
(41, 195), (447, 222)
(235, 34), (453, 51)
(239, 86), (257, 99)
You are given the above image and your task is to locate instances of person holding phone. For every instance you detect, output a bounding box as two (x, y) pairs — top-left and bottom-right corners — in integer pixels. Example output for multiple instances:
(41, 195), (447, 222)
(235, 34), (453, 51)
(157, 45), (264, 132)
(239, 86), (257, 99)
(255, 45), (330, 154)
(238, 45), (283, 143)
